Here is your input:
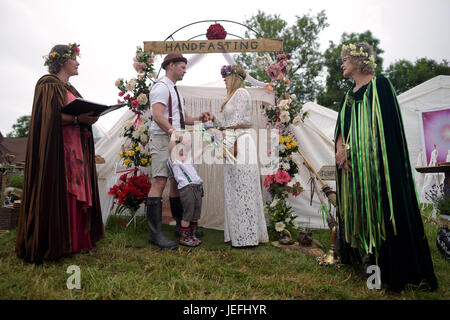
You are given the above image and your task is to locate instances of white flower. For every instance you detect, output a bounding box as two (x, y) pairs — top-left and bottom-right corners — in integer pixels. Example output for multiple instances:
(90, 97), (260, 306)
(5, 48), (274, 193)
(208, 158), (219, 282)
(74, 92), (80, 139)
(279, 144), (286, 153)
(292, 220), (300, 229)
(292, 115), (301, 126)
(280, 111), (290, 123)
(275, 222), (286, 232)
(278, 99), (289, 111)
(137, 93), (148, 105)
(290, 94), (296, 100)
(270, 199), (279, 207)
(281, 161), (290, 171)
(115, 78), (124, 88)
(132, 131), (140, 139)
(125, 78), (136, 91)
(140, 133), (149, 143)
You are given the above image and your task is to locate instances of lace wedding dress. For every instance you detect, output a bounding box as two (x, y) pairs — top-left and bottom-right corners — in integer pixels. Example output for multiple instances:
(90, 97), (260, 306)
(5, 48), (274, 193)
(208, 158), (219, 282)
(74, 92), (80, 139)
(215, 88), (269, 247)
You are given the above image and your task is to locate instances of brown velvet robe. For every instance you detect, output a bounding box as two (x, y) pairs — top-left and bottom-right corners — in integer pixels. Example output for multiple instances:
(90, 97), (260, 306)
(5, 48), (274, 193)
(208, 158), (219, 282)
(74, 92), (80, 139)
(16, 74), (104, 263)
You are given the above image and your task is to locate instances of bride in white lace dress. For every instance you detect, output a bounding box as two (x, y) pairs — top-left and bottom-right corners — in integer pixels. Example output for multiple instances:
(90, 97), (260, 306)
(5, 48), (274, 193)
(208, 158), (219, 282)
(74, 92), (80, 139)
(212, 64), (269, 247)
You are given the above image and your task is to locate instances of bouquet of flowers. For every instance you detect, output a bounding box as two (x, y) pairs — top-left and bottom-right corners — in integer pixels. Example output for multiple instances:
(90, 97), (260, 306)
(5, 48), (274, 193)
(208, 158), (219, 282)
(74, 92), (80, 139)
(120, 117), (150, 146)
(119, 143), (152, 168)
(206, 23), (227, 40)
(265, 197), (301, 238)
(115, 46), (156, 116)
(108, 171), (151, 214)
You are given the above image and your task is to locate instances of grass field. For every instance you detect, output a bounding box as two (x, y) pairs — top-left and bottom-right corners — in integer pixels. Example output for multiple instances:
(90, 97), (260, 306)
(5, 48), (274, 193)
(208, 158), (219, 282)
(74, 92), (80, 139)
(0, 213), (448, 300)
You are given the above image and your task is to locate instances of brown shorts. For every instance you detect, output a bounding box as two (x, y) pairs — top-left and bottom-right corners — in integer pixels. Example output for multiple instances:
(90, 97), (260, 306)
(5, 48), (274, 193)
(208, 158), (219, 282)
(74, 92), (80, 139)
(179, 184), (203, 222)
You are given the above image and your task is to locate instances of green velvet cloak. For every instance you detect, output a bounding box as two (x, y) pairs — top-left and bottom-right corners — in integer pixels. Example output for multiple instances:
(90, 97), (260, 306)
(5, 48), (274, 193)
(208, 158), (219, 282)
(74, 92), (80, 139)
(334, 75), (438, 291)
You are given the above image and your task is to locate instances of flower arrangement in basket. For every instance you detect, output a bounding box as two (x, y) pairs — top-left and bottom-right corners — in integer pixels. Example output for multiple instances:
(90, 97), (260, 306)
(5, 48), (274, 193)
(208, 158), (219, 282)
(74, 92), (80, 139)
(206, 23), (227, 40)
(255, 53), (308, 240)
(110, 46), (156, 226)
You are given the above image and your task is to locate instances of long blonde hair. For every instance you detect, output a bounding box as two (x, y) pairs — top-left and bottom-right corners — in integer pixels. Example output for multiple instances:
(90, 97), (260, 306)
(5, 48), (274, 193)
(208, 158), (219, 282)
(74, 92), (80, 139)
(220, 65), (246, 111)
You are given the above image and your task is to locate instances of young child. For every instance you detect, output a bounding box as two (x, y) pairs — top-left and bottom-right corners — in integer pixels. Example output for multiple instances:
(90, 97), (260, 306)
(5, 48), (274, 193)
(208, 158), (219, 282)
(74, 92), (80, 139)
(167, 132), (208, 247)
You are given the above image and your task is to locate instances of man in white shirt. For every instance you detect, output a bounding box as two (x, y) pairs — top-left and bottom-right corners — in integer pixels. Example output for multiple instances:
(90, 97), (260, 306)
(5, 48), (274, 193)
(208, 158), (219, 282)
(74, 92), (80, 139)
(146, 53), (211, 249)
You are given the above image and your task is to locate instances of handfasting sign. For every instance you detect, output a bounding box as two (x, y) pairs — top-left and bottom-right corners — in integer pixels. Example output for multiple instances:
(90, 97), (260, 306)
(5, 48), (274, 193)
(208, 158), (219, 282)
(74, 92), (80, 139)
(143, 39), (283, 54)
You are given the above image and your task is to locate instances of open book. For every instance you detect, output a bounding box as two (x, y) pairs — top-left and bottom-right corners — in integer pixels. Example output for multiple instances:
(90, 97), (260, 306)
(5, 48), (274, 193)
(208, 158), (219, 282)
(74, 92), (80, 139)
(61, 98), (125, 116)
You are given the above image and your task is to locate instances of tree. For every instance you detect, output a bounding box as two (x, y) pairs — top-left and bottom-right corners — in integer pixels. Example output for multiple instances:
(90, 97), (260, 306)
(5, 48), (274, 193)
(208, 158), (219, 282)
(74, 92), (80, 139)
(385, 58), (450, 94)
(7, 115), (31, 137)
(235, 10), (329, 104)
(317, 31), (384, 111)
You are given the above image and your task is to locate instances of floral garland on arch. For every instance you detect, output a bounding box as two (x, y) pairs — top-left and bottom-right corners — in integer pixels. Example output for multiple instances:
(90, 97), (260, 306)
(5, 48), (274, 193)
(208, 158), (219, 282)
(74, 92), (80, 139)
(255, 53), (308, 239)
(109, 46), (156, 226)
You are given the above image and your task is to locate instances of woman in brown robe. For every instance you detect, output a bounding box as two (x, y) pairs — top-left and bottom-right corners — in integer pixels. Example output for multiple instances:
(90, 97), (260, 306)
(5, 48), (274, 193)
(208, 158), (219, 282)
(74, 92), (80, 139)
(16, 43), (104, 263)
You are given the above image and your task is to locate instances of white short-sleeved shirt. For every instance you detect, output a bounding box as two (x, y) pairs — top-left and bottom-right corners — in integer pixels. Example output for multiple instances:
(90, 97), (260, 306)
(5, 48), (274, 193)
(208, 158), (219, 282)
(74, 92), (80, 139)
(167, 158), (203, 189)
(149, 76), (186, 135)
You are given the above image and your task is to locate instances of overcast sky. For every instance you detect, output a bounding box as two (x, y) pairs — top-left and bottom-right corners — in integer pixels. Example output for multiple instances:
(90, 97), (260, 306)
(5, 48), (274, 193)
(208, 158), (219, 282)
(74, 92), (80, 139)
(1, 0), (449, 134)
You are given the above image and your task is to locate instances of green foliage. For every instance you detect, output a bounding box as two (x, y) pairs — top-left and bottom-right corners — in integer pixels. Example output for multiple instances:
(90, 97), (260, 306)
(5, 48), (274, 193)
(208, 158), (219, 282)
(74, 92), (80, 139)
(7, 174), (24, 189)
(385, 58), (450, 94)
(6, 115), (31, 138)
(235, 10), (329, 104)
(317, 31), (384, 111)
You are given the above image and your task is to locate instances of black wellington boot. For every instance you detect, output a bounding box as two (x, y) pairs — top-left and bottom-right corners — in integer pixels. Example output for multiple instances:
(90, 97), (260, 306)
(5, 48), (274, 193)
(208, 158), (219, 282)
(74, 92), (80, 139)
(147, 197), (178, 250)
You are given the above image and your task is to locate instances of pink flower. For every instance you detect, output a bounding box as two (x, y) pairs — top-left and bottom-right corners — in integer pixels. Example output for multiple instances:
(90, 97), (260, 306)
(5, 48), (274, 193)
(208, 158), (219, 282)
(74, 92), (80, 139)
(274, 169), (292, 184)
(131, 99), (139, 108)
(264, 175), (274, 187)
(118, 91), (125, 97)
(133, 62), (144, 73)
(147, 58), (154, 64)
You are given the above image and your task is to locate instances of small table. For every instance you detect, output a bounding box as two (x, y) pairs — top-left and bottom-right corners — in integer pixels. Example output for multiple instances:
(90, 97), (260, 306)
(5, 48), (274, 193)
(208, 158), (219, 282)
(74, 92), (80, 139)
(415, 163), (450, 196)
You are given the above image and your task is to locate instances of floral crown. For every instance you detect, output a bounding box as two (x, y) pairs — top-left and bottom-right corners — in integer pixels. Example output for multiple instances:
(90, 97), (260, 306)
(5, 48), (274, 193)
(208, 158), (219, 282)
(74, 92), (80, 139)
(43, 43), (80, 66)
(342, 43), (377, 70)
(220, 65), (245, 80)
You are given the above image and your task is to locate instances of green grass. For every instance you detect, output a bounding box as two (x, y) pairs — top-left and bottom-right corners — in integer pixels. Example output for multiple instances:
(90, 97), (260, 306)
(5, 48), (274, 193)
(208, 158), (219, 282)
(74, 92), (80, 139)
(0, 214), (448, 300)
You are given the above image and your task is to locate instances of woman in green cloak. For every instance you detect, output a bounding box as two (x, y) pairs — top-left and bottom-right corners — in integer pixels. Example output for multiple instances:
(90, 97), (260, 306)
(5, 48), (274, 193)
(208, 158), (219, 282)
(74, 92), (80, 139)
(334, 42), (438, 291)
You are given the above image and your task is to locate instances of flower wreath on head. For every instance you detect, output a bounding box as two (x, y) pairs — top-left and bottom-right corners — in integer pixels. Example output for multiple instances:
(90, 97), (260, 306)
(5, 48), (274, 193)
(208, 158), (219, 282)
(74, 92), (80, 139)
(43, 43), (80, 66)
(220, 65), (245, 80)
(342, 43), (377, 70)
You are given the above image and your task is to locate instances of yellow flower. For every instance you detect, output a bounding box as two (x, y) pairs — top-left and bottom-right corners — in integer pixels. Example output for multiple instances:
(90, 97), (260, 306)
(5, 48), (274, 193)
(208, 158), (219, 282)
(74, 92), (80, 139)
(51, 51), (57, 58)
(128, 150), (135, 156)
(141, 158), (148, 165)
(291, 141), (297, 148)
(146, 152), (150, 156)
(124, 158), (131, 165)
(119, 152), (124, 158)
(135, 146), (142, 152)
